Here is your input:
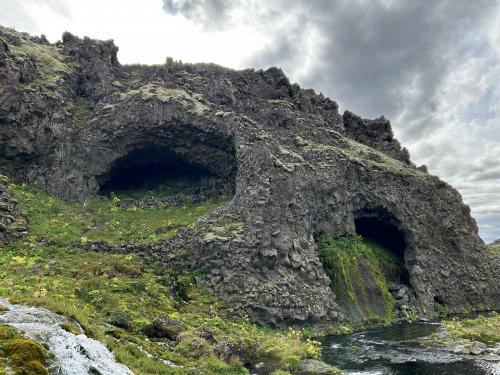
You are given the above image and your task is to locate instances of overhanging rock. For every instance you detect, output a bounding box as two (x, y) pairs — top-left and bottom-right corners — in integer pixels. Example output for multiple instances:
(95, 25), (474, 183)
(0, 26), (498, 325)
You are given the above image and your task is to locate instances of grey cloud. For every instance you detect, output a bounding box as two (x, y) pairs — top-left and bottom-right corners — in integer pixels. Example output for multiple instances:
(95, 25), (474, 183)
(162, 0), (500, 242)
(162, 0), (239, 28)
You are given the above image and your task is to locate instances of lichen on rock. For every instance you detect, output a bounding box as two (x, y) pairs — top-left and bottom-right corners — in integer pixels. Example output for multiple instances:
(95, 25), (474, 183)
(0, 25), (498, 327)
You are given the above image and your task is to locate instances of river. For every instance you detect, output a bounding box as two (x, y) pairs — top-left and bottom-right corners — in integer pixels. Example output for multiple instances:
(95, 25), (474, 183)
(321, 322), (500, 375)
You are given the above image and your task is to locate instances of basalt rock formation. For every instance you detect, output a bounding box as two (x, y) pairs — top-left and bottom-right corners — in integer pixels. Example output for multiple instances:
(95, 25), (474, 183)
(0, 175), (27, 246)
(0, 26), (498, 325)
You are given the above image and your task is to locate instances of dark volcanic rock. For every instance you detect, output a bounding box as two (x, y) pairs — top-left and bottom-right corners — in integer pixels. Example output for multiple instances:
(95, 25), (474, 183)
(0, 175), (27, 245)
(0, 25), (499, 325)
(143, 315), (187, 340)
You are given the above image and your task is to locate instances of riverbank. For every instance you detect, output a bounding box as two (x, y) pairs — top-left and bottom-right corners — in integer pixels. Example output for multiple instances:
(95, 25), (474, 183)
(421, 312), (500, 361)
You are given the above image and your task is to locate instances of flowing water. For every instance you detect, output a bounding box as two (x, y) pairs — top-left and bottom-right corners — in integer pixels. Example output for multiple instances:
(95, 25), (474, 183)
(321, 322), (500, 375)
(0, 298), (133, 375)
(2, 298), (499, 375)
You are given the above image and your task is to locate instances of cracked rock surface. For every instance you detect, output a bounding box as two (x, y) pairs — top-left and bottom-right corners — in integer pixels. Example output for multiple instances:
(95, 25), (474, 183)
(0, 26), (498, 325)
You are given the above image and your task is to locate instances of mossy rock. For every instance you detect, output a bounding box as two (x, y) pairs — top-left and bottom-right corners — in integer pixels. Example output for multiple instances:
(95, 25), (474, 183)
(0, 325), (51, 375)
(142, 315), (187, 340)
(318, 235), (399, 321)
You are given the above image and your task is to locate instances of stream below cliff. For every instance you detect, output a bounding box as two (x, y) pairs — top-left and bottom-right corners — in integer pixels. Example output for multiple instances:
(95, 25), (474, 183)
(0, 298), (133, 375)
(321, 322), (500, 375)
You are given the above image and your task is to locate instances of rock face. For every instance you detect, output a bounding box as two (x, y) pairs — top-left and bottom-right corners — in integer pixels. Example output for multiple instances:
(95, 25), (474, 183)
(0, 175), (27, 245)
(0, 26), (499, 325)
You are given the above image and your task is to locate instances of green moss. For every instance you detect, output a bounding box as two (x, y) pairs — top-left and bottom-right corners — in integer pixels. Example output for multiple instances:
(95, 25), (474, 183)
(0, 183), (320, 374)
(7, 36), (75, 96)
(488, 243), (500, 255)
(0, 325), (50, 375)
(318, 235), (399, 320)
(120, 83), (209, 115)
(72, 97), (92, 132)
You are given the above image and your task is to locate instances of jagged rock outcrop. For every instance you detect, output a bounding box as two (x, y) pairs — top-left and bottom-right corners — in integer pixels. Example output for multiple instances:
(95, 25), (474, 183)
(0, 175), (27, 245)
(0, 26), (498, 325)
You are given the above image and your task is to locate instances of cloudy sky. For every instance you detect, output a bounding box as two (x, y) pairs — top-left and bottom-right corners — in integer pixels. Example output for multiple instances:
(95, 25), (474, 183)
(1, 0), (499, 242)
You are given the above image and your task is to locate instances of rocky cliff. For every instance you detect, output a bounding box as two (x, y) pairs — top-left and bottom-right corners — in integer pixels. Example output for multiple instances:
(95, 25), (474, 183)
(0, 26), (498, 325)
(0, 175), (26, 245)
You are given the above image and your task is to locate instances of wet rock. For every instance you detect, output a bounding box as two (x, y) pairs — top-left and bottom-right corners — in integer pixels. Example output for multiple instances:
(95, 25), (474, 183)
(143, 315), (187, 340)
(0, 298), (133, 374)
(469, 341), (487, 355)
(298, 359), (341, 375)
(483, 354), (500, 361)
(437, 329), (451, 340)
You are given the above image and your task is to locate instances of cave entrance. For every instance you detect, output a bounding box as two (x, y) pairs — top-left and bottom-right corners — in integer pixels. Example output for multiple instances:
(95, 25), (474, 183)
(354, 212), (409, 285)
(98, 145), (236, 200)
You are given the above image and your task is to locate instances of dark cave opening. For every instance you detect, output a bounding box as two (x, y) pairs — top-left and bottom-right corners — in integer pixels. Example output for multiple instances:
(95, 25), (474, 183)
(354, 214), (409, 285)
(354, 216), (406, 261)
(98, 146), (235, 199)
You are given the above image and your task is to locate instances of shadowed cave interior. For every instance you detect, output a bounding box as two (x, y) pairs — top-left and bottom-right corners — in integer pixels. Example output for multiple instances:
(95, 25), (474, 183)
(354, 214), (410, 285)
(98, 146), (236, 199)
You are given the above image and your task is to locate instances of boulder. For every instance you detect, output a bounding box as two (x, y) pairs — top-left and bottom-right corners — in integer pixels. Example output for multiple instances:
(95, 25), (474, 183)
(143, 315), (186, 340)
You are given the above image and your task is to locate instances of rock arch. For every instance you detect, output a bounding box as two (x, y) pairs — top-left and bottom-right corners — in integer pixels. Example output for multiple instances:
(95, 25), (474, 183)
(98, 145), (235, 199)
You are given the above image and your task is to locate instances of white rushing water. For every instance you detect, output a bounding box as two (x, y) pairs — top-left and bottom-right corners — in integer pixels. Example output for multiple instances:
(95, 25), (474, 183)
(0, 298), (133, 375)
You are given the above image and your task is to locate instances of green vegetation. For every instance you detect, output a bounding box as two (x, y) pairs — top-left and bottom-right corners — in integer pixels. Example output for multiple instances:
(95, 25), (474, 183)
(4, 28), (76, 96)
(443, 312), (500, 345)
(0, 325), (51, 375)
(9, 183), (225, 244)
(120, 82), (208, 115)
(0, 183), (324, 374)
(318, 235), (401, 320)
(102, 175), (203, 201)
(488, 242), (500, 255)
(73, 96), (92, 132)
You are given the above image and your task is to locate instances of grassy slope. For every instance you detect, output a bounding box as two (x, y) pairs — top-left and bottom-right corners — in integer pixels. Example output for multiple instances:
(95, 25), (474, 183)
(443, 313), (500, 345)
(0, 183), (323, 375)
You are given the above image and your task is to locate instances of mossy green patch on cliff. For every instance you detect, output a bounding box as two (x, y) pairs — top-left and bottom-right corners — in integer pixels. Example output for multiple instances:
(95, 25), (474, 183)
(488, 242), (500, 255)
(6, 32), (75, 95)
(0, 325), (51, 375)
(121, 83), (209, 115)
(72, 96), (92, 132)
(318, 235), (400, 321)
(0, 183), (322, 374)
